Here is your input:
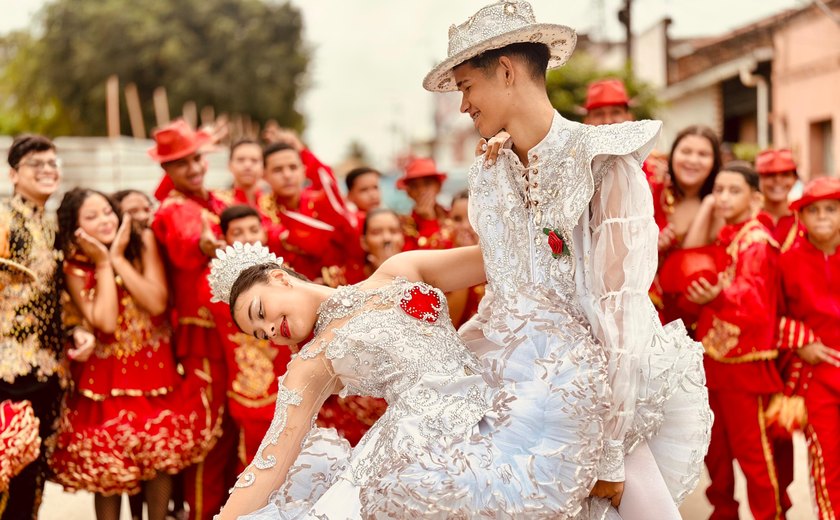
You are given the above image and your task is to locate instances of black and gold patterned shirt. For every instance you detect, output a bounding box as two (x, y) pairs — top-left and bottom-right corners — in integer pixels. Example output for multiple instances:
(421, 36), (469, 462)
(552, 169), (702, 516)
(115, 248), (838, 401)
(0, 194), (64, 390)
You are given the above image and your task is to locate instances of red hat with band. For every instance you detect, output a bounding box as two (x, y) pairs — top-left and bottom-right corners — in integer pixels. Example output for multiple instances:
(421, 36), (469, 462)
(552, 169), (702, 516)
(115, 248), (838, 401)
(583, 79), (631, 111)
(790, 176), (840, 211)
(148, 119), (211, 164)
(396, 158), (447, 190)
(755, 149), (797, 175)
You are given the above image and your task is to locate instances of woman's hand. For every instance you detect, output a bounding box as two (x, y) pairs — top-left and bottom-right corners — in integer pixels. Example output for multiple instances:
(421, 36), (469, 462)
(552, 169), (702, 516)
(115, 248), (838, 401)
(590, 479), (625, 508)
(109, 214), (132, 260)
(476, 131), (511, 165)
(75, 229), (110, 266)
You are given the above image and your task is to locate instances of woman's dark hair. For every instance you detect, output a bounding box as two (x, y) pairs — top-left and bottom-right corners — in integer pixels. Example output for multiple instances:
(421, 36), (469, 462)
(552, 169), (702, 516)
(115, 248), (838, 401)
(720, 161), (760, 192)
(667, 125), (722, 200)
(112, 188), (151, 205)
(228, 262), (307, 326)
(452, 189), (470, 205)
(57, 188), (144, 263)
(463, 42), (550, 83)
(345, 166), (381, 191)
(362, 207), (401, 236)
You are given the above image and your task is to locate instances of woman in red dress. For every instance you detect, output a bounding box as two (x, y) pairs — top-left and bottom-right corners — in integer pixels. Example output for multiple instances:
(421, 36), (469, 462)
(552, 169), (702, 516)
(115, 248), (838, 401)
(651, 125), (723, 332)
(49, 188), (220, 520)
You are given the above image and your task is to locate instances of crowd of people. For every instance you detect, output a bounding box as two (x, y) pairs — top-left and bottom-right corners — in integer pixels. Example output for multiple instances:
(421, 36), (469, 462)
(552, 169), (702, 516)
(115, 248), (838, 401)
(0, 38), (838, 520)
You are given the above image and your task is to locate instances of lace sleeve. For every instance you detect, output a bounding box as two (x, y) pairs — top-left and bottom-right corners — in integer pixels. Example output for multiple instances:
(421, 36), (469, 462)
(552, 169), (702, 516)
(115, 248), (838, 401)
(586, 154), (659, 481)
(216, 349), (339, 519)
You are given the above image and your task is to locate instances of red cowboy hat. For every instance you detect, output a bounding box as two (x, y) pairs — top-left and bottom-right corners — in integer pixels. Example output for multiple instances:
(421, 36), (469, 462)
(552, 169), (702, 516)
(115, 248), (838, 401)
(147, 119), (211, 164)
(583, 79), (631, 111)
(789, 176), (840, 211)
(396, 158), (447, 190)
(756, 149), (797, 175)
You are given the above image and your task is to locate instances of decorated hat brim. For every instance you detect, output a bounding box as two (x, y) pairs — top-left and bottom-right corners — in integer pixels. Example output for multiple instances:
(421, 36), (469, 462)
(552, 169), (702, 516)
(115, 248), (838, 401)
(423, 23), (576, 93)
(147, 131), (212, 164)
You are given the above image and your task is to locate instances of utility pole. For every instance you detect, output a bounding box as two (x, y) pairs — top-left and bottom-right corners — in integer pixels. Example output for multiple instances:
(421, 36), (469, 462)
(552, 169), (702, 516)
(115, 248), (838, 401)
(618, 0), (633, 75)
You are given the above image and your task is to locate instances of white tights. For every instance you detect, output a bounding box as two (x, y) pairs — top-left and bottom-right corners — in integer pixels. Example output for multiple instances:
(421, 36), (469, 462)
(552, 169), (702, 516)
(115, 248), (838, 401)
(618, 441), (681, 520)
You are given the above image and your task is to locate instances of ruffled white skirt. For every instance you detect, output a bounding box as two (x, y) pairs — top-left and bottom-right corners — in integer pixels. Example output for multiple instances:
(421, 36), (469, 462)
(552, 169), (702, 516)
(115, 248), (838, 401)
(241, 299), (709, 519)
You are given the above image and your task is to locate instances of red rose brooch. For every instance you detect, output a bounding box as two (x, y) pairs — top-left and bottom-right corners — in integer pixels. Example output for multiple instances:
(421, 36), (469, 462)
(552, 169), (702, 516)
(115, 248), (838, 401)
(543, 228), (569, 259)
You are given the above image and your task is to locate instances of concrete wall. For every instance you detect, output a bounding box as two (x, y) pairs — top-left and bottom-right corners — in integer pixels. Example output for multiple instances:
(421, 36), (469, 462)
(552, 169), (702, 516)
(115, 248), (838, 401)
(0, 136), (233, 210)
(771, 6), (840, 179)
(655, 85), (721, 149)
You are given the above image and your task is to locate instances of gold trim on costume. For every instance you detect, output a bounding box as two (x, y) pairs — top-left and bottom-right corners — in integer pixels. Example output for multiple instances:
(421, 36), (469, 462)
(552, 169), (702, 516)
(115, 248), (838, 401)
(757, 395), (783, 520)
(179, 307), (216, 328)
(806, 425), (835, 518)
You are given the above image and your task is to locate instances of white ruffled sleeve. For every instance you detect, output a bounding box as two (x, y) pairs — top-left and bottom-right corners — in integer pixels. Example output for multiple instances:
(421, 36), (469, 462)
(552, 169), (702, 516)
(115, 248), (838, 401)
(585, 154), (659, 481)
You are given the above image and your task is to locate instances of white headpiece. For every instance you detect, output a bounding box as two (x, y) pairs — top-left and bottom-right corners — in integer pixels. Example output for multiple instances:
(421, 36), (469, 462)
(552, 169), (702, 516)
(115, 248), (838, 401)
(208, 242), (282, 304)
(423, 0), (576, 92)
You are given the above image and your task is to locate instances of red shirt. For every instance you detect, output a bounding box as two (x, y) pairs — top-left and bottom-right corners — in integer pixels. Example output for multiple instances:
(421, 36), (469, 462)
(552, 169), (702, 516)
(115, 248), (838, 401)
(400, 206), (453, 251)
(259, 149), (362, 282)
(152, 189), (228, 355)
(216, 186), (264, 209)
(756, 210), (803, 253)
(698, 218), (782, 393)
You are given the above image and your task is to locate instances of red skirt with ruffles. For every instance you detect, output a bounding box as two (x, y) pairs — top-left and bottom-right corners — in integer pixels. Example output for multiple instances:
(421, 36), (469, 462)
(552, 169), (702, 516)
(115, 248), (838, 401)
(0, 399), (40, 492)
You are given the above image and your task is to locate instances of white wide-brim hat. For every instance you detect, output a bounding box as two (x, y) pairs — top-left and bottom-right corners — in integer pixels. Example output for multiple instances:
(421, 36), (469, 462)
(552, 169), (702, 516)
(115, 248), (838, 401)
(423, 1), (576, 92)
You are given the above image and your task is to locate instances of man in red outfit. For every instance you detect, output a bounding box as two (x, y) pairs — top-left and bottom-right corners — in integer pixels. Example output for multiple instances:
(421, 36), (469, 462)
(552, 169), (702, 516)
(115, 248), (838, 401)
(216, 138), (265, 208)
(209, 205), (294, 469)
(258, 132), (361, 284)
(149, 120), (235, 520)
(754, 147), (803, 516)
(777, 177), (840, 519)
(687, 163), (785, 519)
(756, 148), (803, 251)
(397, 157), (452, 251)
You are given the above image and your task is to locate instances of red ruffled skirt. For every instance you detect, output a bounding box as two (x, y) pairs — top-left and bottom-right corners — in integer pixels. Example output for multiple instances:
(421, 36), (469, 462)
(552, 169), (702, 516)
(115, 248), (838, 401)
(49, 364), (223, 495)
(0, 399), (40, 492)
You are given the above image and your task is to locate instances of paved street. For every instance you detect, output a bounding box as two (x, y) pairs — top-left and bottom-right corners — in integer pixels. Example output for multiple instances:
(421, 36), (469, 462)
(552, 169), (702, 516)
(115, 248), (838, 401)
(40, 433), (817, 520)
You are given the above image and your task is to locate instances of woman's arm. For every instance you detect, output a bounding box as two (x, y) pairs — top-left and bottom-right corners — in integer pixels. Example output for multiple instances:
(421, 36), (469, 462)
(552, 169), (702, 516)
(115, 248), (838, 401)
(68, 231), (119, 334)
(374, 245), (485, 293)
(682, 194), (717, 248)
(110, 227), (168, 316)
(218, 351), (339, 519)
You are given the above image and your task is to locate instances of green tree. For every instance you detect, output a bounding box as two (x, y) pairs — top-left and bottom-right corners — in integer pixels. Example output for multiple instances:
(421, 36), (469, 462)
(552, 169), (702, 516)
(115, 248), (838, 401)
(546, 52), (660, 122)
(0, 0), (309, 136)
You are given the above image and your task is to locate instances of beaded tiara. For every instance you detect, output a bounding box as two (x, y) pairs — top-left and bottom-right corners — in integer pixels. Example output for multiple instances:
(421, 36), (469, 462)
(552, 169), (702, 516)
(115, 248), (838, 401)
(208, 241), (282, 304)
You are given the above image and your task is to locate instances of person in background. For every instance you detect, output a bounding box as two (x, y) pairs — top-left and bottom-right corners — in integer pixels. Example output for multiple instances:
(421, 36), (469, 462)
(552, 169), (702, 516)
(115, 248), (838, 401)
(210, 205), (294, 469)
(581, 78), (634, 126)
(755, 148), (803, 251)
(149, 120), (234, 520)
(397, 157), (452, 251)
(0, 134), (95, 520)
(359, 208), (405, 279)
(345, 166), (382, 218)
(217, 138), (264, 208)
(775, 177), (840, 519)
(445, 190), (485, 328)
(652, 125), (723, 331)
(113, 189), (154, 228)
(50, 188), (219, 520)
(687, 163), (785, 519)
(258, 133), (361, 285)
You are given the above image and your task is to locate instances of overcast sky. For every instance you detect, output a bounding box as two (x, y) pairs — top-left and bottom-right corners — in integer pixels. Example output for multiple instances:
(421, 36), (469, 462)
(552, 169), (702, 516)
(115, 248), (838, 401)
(1, 0), (804, 166)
